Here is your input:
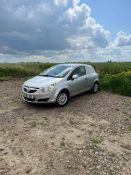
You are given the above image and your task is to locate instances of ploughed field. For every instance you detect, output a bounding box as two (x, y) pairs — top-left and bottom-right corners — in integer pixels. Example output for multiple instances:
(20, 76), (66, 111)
(0, 80), (131, 175)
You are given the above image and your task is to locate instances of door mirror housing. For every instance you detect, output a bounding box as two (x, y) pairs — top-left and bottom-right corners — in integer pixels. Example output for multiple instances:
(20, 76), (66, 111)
(72, 74), (79, 80)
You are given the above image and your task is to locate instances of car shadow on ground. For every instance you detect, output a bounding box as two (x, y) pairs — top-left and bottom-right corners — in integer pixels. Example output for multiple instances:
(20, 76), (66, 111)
(23, 90), (94, 109)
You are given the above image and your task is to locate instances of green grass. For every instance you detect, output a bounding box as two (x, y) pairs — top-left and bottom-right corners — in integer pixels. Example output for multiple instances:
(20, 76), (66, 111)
(0, 62), (55, 78)
(30, 120), (47, 128)
(0, 62), (130, 77)
(128, 125), (131, 131)
(60, 141), (66, 147)
(90, 136), (101, 144)
(0, 62), (131, 96)
(100, 71), (131, 96)
(31, 121), (37, 128)
(109, 152), (117, 158)
(90, 62), (131, 75)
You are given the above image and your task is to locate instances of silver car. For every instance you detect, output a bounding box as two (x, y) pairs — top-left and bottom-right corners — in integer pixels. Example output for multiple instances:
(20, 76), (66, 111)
(22, 64), (99, 106)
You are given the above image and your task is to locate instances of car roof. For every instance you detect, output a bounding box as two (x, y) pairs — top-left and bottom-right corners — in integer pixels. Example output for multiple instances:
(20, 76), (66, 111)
(57, 63), (93, 68)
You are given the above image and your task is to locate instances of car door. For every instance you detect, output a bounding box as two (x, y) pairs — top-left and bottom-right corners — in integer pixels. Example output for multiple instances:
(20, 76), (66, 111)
(67, 66), (88, 96)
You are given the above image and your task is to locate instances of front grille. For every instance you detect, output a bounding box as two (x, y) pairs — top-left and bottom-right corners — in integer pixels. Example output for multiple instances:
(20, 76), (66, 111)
(37, 98), (49, 102)
(29, 89), (37, 93)
(24, 97), (35, 102)
(24, 86), (39, 93)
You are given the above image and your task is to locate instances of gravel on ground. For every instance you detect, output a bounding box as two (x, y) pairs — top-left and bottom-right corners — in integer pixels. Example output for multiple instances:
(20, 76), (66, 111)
(0, 80), (131, 175)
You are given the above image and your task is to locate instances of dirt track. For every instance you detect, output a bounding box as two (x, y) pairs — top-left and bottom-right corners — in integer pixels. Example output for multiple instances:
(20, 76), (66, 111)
(0, 80), (131, 175)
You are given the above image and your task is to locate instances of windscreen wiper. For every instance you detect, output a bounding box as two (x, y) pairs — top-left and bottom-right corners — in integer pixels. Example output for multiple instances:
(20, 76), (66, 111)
(39, 74), (50, 77)
(39, 74), (61, 78)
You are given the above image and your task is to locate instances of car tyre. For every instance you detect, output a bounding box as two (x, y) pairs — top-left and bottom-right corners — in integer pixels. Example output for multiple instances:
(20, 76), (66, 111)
(56, 91), (69, 107)
(91, 82), (99, 93)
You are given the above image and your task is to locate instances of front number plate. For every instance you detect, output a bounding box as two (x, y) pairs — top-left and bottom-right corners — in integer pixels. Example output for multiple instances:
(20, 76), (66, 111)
(23, 93), (34, 99)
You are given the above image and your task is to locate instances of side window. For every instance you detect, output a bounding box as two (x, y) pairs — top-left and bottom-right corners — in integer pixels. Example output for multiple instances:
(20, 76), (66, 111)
(68, 66), (86, 80)
(86, 67), (95, 74)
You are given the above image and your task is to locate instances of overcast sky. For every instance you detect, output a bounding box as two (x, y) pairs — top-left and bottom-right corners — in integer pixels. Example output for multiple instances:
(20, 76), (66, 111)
(0, 0), (131, 62)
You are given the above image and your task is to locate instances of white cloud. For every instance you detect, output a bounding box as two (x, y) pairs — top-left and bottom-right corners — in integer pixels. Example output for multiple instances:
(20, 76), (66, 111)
(54, 0), (68, 6)
(113, 31), (131, 47)
(0, 0), (110, 53)
(0, 0), (130, 62)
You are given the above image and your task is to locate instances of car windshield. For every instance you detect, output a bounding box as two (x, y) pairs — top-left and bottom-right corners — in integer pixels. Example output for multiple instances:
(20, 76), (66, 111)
(39, 65), (72, 78)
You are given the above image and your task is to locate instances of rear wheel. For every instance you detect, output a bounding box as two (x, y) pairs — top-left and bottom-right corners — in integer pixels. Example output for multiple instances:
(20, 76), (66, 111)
(56, 91), (69, 107)
(91, 82), (99, 93)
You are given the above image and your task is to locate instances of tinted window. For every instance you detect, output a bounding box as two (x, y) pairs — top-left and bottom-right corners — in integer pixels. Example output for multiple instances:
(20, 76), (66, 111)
(68, 66), (86, 80)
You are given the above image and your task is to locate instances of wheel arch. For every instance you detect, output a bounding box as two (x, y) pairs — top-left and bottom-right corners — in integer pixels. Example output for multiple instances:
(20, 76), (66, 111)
(90, 79), (99, 91)
(58, 88), (70, 97)
(53, 87), (70, 101)
(95, 80), (99, 85)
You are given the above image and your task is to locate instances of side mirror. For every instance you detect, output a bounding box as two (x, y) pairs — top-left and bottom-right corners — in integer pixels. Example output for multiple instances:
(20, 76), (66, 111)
(72, 74), (79, 80)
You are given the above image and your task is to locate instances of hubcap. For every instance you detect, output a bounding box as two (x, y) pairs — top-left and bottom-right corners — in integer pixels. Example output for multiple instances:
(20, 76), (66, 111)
(57, 93), (68, 105)
(94, 83), (98, 92)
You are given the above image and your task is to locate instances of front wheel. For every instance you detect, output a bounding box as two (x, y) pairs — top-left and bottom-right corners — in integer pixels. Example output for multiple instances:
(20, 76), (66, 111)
(56, 91), (69, 107)
(91, 82), (99, 93)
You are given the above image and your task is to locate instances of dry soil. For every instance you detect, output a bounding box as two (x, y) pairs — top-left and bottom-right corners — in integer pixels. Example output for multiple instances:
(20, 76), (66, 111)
(0, 80), (131, 175)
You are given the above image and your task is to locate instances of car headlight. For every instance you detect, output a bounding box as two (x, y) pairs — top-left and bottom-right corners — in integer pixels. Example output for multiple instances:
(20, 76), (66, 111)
(40, 84), (56, 93)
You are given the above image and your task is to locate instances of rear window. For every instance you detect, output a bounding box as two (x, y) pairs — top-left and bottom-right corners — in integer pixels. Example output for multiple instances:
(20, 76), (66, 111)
(86, 67), (95, 74)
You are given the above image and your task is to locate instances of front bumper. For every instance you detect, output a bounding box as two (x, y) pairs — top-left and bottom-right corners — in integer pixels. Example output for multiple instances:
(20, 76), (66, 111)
(22, 90), (56, 104)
